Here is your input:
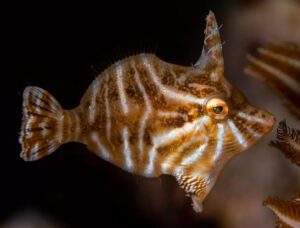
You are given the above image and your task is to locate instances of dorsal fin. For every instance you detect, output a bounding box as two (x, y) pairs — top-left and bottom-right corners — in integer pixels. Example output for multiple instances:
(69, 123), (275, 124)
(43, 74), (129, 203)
(194, 11), (224, 79)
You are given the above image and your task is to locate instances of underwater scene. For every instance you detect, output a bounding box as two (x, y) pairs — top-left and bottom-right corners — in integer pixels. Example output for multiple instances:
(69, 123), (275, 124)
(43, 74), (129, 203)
(2, 0), (300, 227)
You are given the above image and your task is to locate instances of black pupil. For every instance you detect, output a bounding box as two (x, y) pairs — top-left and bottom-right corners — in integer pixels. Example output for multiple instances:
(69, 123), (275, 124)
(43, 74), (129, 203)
(213, 106), (223, 114)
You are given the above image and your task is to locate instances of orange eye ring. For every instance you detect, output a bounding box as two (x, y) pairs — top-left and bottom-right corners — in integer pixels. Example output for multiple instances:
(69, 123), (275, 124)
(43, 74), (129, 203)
(206, 98), (229, 119)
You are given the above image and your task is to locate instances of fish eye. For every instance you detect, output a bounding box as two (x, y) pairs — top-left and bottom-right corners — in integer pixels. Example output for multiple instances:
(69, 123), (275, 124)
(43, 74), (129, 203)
(206, 98), (229, 119)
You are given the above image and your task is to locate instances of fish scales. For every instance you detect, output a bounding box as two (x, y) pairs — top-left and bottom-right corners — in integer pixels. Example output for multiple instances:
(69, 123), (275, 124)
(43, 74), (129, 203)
(19, 11), (275, 213)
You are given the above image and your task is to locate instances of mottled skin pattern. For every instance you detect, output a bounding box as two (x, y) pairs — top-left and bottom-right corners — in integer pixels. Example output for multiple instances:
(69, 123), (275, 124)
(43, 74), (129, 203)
(20, 11), (275, 212)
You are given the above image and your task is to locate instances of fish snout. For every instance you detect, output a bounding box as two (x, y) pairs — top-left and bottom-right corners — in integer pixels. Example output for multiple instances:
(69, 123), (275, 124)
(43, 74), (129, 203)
(259, 110), (276, 133)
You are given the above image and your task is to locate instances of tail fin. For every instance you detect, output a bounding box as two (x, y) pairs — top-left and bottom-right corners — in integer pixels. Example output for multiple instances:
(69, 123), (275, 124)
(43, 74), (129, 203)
(19, 86), (64, 161)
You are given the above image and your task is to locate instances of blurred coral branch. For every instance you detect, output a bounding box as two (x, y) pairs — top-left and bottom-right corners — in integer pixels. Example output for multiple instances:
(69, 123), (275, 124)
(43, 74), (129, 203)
(270, 120), (300, 167)
(263, 191), (300, 228)
(245, 42), (300, 119)
(263, 121), (300, 228)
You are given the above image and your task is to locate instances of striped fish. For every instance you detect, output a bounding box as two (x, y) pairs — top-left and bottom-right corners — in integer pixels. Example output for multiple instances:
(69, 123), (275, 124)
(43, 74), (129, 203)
(263, 191), (300, 228)
(245, 42), (300, 119)
(19, 11), (275, 213)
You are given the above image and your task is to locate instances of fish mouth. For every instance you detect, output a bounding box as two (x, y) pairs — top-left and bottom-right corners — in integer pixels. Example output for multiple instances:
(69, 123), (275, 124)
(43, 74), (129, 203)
(231, 106), (276, 152)
(240, 110), (276, 152)
(260, 110), (276, 133)
(239, 105), (276, 133)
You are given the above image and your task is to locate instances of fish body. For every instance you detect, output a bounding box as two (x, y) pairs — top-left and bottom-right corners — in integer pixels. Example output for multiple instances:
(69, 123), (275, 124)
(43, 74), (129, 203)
(245, 42), (300, 119)
(20, 11), (275, 212)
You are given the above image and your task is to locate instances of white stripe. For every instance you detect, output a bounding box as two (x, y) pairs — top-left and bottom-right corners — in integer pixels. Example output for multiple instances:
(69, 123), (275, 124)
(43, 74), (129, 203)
(227, 120), (248, 148)
(88, 79), (100, 124)
(29, 88), (58, 113)
(213, 123), (225, 162)
(116, 64), (129, 114)
(39, 121), (49, 137)
(123, 127), (134, 171)
(157, 110), (187, 119)
(161, 133), (199, 173)
(160, 116), (210, 173)
(174, 167), (184, 178)
(68, 111), (75, 140)
(157, 111), (180, 117)
(32, 143), (39, 154)
(247, 55), (300, 95)
(25, 117), (35, 138)
(31, 142), (45, 160)
(142, 55), (207, 105)
(237, 112), (268, 124)
(144, 147), (157, 176)
(188, 83), (217, 91)
(25, 116), (35, 129)
(35, 88), (60, 110)
(132, 61), (152, 154)
(209, 71), (219, 82)
(170, 69), (178, 82)
(153, 116), (210, 147)
(258, 48), (300, 70)
(38, 122), (48, 129)
(36, 90), (43, 108)
(104, 74), (111, 143)
(161, 154), (177, 173)
(57, 114), (64, 143)
(181, 139), (209, 165)
(245, 126), (262, 138)
(30, 143), (40, 160)
(73, 110), (81, 140)
(91, 132), (111, 161)
(268, 206), (300, 228)
(177, 74), (187, 84)
(64, 110), (71, 142)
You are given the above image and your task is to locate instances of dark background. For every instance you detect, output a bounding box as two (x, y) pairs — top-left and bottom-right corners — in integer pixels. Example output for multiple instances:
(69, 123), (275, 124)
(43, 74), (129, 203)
(3, 0), (298, 227)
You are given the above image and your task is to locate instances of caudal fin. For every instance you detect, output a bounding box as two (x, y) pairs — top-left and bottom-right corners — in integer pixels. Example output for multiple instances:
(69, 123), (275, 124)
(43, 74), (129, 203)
(19, 86), (64, 161)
